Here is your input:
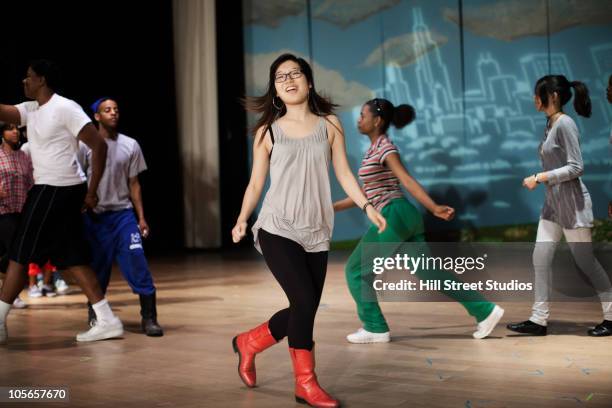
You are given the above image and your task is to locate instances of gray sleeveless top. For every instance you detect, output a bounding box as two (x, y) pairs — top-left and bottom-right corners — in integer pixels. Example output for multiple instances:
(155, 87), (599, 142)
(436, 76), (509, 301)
(253, 117), (334, 253)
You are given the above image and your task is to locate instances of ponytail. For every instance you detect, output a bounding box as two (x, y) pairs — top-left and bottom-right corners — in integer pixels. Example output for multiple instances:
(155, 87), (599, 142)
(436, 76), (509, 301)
(570, 81), (592, 118)
(535, 75), (591, 118)
(391, 104), (416, 129)
(366, 98), (416, 133)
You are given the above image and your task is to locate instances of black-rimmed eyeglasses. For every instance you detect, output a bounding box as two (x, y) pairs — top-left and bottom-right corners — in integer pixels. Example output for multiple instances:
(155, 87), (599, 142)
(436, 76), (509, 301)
(274, 70), (303, 83)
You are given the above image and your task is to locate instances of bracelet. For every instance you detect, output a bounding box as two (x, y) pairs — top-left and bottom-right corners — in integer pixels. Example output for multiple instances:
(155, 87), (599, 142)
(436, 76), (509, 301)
(362, 201), (372, 212)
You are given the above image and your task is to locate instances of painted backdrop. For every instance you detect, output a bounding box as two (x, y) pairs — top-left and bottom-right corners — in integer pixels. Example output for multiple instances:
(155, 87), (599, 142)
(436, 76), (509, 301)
(243, 0), (612, 241)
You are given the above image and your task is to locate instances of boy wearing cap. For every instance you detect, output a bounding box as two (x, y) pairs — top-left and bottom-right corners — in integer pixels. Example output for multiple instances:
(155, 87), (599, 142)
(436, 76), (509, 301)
(80, 97), (163, 337)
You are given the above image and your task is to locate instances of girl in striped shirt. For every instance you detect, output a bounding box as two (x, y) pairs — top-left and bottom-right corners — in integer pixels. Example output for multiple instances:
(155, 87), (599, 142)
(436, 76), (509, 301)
(334, 98), (503, 343)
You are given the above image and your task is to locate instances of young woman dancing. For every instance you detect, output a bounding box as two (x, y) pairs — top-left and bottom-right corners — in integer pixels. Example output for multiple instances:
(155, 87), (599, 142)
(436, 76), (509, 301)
(334, 98), (504, 343)
(231, 54), (386, 408)
(507, 75), (612, 336)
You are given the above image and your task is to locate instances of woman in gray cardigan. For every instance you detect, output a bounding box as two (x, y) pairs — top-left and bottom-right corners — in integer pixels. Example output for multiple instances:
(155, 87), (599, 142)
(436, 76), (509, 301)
(507, 75), (612, 337)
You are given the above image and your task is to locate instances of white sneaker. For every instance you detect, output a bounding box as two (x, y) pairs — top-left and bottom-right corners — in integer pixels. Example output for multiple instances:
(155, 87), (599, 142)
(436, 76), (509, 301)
(473, 305), (504, 339)
(76, 317), (124, 342)
(28, 285), (42, 298)
(0, 321), (6, 345)
(54, 278), (69, 295)
(12, 297), (27, 309)
(346, 327), (390, 344)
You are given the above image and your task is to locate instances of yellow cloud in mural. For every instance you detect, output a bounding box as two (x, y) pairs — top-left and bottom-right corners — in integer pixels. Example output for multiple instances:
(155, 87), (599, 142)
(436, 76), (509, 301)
(243, 0), (304, 28)
(444, 0), (612, 41)
(313, 0), (401, 28)
(244, 50), (374, 111)
(362, 31), (448, 67)
(243, 0), (401, 28)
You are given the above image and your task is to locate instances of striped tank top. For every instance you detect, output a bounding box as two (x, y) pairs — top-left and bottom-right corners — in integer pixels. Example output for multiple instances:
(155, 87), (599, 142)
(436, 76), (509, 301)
(358, 135), (403, 211)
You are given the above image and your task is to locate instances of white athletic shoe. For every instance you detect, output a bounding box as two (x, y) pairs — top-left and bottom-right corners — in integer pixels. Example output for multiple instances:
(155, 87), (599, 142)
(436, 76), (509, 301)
(54, 278), (69, 295)
(76, 317), (124, 342)
(473, 305), (504, 339)
(28, 285), (42, 298)
(0, 321), (7, 345)
(346, 328), (391, 344)
(12, 297), (27, 309)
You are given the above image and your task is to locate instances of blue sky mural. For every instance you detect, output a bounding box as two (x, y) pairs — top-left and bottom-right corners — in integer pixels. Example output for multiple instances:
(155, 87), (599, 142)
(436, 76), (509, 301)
(243, 0), (612, 241)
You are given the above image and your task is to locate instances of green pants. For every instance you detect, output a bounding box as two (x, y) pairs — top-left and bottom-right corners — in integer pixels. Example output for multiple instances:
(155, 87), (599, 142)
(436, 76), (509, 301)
(345, 198), (495, 333)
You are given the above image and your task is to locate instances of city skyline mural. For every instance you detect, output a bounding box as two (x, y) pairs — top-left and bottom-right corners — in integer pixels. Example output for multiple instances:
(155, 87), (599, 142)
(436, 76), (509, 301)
(243, 0), (612, 241)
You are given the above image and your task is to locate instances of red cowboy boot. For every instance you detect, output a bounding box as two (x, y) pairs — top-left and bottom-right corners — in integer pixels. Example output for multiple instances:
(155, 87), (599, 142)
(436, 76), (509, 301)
(232, 321), (277, 387)
(289, 346), (340, 407)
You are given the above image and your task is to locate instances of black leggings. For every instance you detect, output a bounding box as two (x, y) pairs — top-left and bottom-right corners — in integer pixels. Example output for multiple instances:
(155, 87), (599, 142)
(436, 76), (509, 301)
(258, 229), (328, 350)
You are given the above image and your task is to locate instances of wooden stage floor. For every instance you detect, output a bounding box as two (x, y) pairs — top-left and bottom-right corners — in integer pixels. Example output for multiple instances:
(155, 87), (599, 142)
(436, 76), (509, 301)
(1, 250), (611, 407)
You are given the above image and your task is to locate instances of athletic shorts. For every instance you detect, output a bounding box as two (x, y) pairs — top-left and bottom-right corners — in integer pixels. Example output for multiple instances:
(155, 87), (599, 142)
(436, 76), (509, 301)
(0, 212), (20, 273)
(9, 183), (91, 269)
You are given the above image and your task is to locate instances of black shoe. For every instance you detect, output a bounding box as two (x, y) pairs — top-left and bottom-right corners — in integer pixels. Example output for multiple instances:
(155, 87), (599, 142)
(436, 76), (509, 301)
(587, 320), (612, 337)
(139, 293), (164, 337)
(142, 318), (164, 337)
(87, 302), (97, 327)
(506, 320), (547, 336)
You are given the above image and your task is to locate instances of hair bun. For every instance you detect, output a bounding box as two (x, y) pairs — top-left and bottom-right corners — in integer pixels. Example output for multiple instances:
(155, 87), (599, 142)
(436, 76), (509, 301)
(392, 104), (416, 129)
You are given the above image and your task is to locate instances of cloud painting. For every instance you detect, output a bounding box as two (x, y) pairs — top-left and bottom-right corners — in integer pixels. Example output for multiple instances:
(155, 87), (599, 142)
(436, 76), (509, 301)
(362, 31), (448, 67)
(244, 0), (401, 28)
(243, 0), (305, 28)
(443, 0), (612, 41)
(244, 50), (373, 110)
(312, 0), (401, 29)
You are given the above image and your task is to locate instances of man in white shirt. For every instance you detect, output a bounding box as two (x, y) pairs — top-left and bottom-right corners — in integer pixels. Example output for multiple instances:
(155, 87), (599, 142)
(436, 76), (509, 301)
(81, 97), (163, 336)
(0, 60), (124, 343)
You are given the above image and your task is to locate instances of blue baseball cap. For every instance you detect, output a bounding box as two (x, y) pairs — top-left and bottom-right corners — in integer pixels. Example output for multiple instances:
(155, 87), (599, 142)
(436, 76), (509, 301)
(91, 97), (113, 114)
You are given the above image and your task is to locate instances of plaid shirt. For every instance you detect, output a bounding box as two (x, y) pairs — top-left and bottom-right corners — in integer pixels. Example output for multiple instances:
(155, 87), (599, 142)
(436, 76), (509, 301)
(0, 147), (33, 214)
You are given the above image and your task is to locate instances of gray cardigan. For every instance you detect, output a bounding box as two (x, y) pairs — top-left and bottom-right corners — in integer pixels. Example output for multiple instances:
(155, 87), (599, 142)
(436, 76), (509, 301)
(539, 114), (593, 229)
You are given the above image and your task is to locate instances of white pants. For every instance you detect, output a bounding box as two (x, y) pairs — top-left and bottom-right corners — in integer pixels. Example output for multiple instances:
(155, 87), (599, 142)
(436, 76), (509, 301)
(530, 219), (612, 326)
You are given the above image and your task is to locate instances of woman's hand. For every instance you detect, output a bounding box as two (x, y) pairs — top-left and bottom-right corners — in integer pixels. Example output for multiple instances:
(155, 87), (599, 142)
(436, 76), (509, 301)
(232, 220), (248, 243)
(433, 205), (455, 221)
(365, 205), (387, 233)
(522, 175), (538, 191)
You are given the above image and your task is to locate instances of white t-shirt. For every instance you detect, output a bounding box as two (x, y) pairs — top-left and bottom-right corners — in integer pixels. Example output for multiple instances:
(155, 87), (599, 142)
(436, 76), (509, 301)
(15, 94), (90, 186)
(20, 142), (30, 156)
(78, 133), (147, 213)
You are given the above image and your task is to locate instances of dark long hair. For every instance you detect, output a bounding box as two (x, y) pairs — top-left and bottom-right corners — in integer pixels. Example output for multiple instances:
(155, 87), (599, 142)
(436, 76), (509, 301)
(365, 98), (415, 133)
(535, 75), (591, 118)
(0, 122), (18, 137)
(0, 122), (21, 147)
(0, 122), (15, 135)
(243, 53), (338, 143)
